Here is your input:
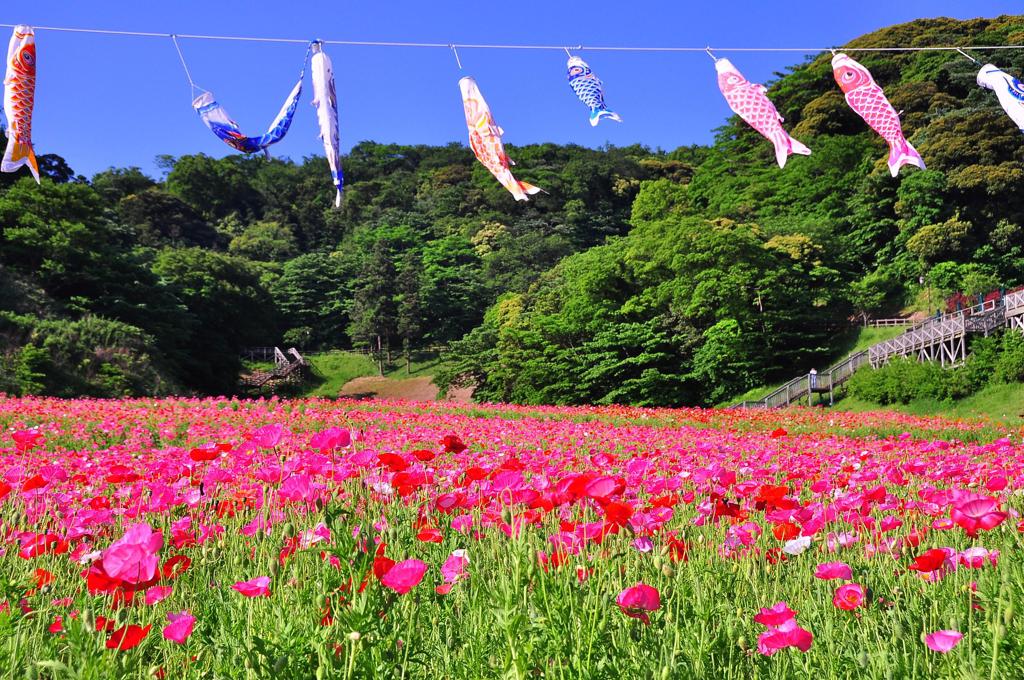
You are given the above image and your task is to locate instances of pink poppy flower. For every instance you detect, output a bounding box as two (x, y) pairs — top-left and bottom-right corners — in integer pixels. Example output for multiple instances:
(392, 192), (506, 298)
(162, 611), (195, 644)
(757, 619), (813, 655)
(616, 583), (660, 625)
(144, 585), (172, 605)
(310, 427), (351, 451)
(440, 551), (469, 585)
(833, 583), (866, 611)
(924, 629), (963, 652)
(232, 576), (271, 598)
(380, 559), (428, 595)
(753, 601), (796, 626)
(958, 547), (999, 569)
(251, 424), (286, 449)
(102, 523), (164, 585)
(631, 537), (654, 553)
(814, 562), (852, 580)
(951, 497), (1008, 537)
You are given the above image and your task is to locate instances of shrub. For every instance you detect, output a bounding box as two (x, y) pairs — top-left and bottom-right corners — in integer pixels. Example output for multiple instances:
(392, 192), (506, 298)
(848, 358), (952, 405)
(994, 331), (1024, 383)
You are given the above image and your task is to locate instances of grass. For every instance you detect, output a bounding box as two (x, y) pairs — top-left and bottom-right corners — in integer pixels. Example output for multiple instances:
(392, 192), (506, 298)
(272, 351), (450, 399)
(302, 351), (378, 397)
(719, 326), (908, 407)
(384, 351), (448, 380)
(836, 382), (1024, 426)
(900, 286), (945, 318)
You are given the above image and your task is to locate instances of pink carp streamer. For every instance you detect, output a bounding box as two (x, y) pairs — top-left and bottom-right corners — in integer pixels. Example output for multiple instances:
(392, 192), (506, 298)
(715, 58), (811, 168)
(832, 52), (924, 176)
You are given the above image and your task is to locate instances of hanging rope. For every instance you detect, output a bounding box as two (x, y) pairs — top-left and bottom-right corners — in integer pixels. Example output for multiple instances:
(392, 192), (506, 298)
(955, 47), (981, 65)
(170, 34), (205, 97)
(2, 23), (1023, 55)
(449, 44), (462, 70)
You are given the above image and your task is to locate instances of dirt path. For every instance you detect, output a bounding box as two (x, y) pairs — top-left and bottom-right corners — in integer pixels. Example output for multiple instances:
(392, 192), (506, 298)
(338, 376), (474, 403)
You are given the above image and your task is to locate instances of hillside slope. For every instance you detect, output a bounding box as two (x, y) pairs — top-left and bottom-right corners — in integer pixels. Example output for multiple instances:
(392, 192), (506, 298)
(441, 15), (1024, 407)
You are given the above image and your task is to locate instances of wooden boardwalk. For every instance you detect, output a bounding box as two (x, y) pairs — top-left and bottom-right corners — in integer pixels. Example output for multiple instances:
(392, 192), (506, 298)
(731, 289), (1024, 409)
(240, 347), (308, 389)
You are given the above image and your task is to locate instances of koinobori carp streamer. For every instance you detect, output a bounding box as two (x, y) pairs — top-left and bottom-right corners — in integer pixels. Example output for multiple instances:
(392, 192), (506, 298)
(714, 57), (810, 168)
(832, 52), (924, 176)
(2, 24), (39, 182)
(459, 76), (542, 201)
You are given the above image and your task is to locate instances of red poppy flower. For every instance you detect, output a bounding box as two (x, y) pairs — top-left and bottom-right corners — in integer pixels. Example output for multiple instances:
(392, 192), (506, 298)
(416, 528), (444, 543)
(106, 624), (151, 650)
(377, 453), (409, 472)
(188, 445), (220, 462)
(411, 449), (435, 462)
(603, 501), (634, 527)
(908, 548), (949, 573)
(772, 522), (800, 541)
(373, 556), (396, 580)
(19, 533), (67, 559)
(162, 555), (192, 580)
(441, 435), (467, 454)
(34, 569), (54, 589)
(464, 466), (488, 482)
(89, 496), (111, 510)
(22, 475), (47, 492)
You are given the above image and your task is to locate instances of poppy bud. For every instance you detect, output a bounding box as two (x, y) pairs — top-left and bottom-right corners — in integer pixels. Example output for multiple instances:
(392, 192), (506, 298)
(661, 564), (674, 578)
(737, 635), (748, 651)
(1004, 602), (1014, 625)
(282, 523), (296, 539)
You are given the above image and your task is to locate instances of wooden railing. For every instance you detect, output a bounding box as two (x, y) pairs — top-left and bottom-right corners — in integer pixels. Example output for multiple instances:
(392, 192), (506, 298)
(730, 290), (1024, 411)
(239, 347), (307, 389)
(867, 318), (916, 328)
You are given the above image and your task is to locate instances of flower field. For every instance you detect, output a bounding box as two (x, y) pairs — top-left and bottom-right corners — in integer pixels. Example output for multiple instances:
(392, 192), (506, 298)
(1, 396), (1023, 678)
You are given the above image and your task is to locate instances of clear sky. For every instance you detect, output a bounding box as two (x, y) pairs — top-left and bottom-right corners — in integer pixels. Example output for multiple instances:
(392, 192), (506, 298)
(4, 1), (1022, 178)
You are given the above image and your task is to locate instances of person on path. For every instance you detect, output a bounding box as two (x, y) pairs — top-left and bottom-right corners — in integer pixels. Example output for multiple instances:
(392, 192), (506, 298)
(809, 368), (818, 390)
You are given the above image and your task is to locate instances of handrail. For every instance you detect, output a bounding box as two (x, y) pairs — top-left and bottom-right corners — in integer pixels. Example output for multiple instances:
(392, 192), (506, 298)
(730, 289), (1024, 410)
(867, 318), (915, 327)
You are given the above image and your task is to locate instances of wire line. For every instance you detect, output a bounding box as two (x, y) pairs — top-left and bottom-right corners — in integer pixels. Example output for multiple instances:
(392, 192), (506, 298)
(0, 23), (1021, 54)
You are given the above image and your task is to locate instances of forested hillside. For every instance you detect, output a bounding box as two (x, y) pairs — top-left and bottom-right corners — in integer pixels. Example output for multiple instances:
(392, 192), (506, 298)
(0, 135), (687, 395)
(439, 15), (1024, 405)
(3, 15), (1024, 404)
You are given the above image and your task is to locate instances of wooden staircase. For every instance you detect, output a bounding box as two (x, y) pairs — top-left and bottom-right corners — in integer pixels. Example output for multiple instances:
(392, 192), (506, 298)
(240, 347), (308, 390)
(730, 288), (1024, 409)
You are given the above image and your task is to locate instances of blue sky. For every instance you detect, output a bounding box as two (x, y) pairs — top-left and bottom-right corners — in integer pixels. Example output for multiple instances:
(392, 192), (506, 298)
(4, 1), (1022, 178)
